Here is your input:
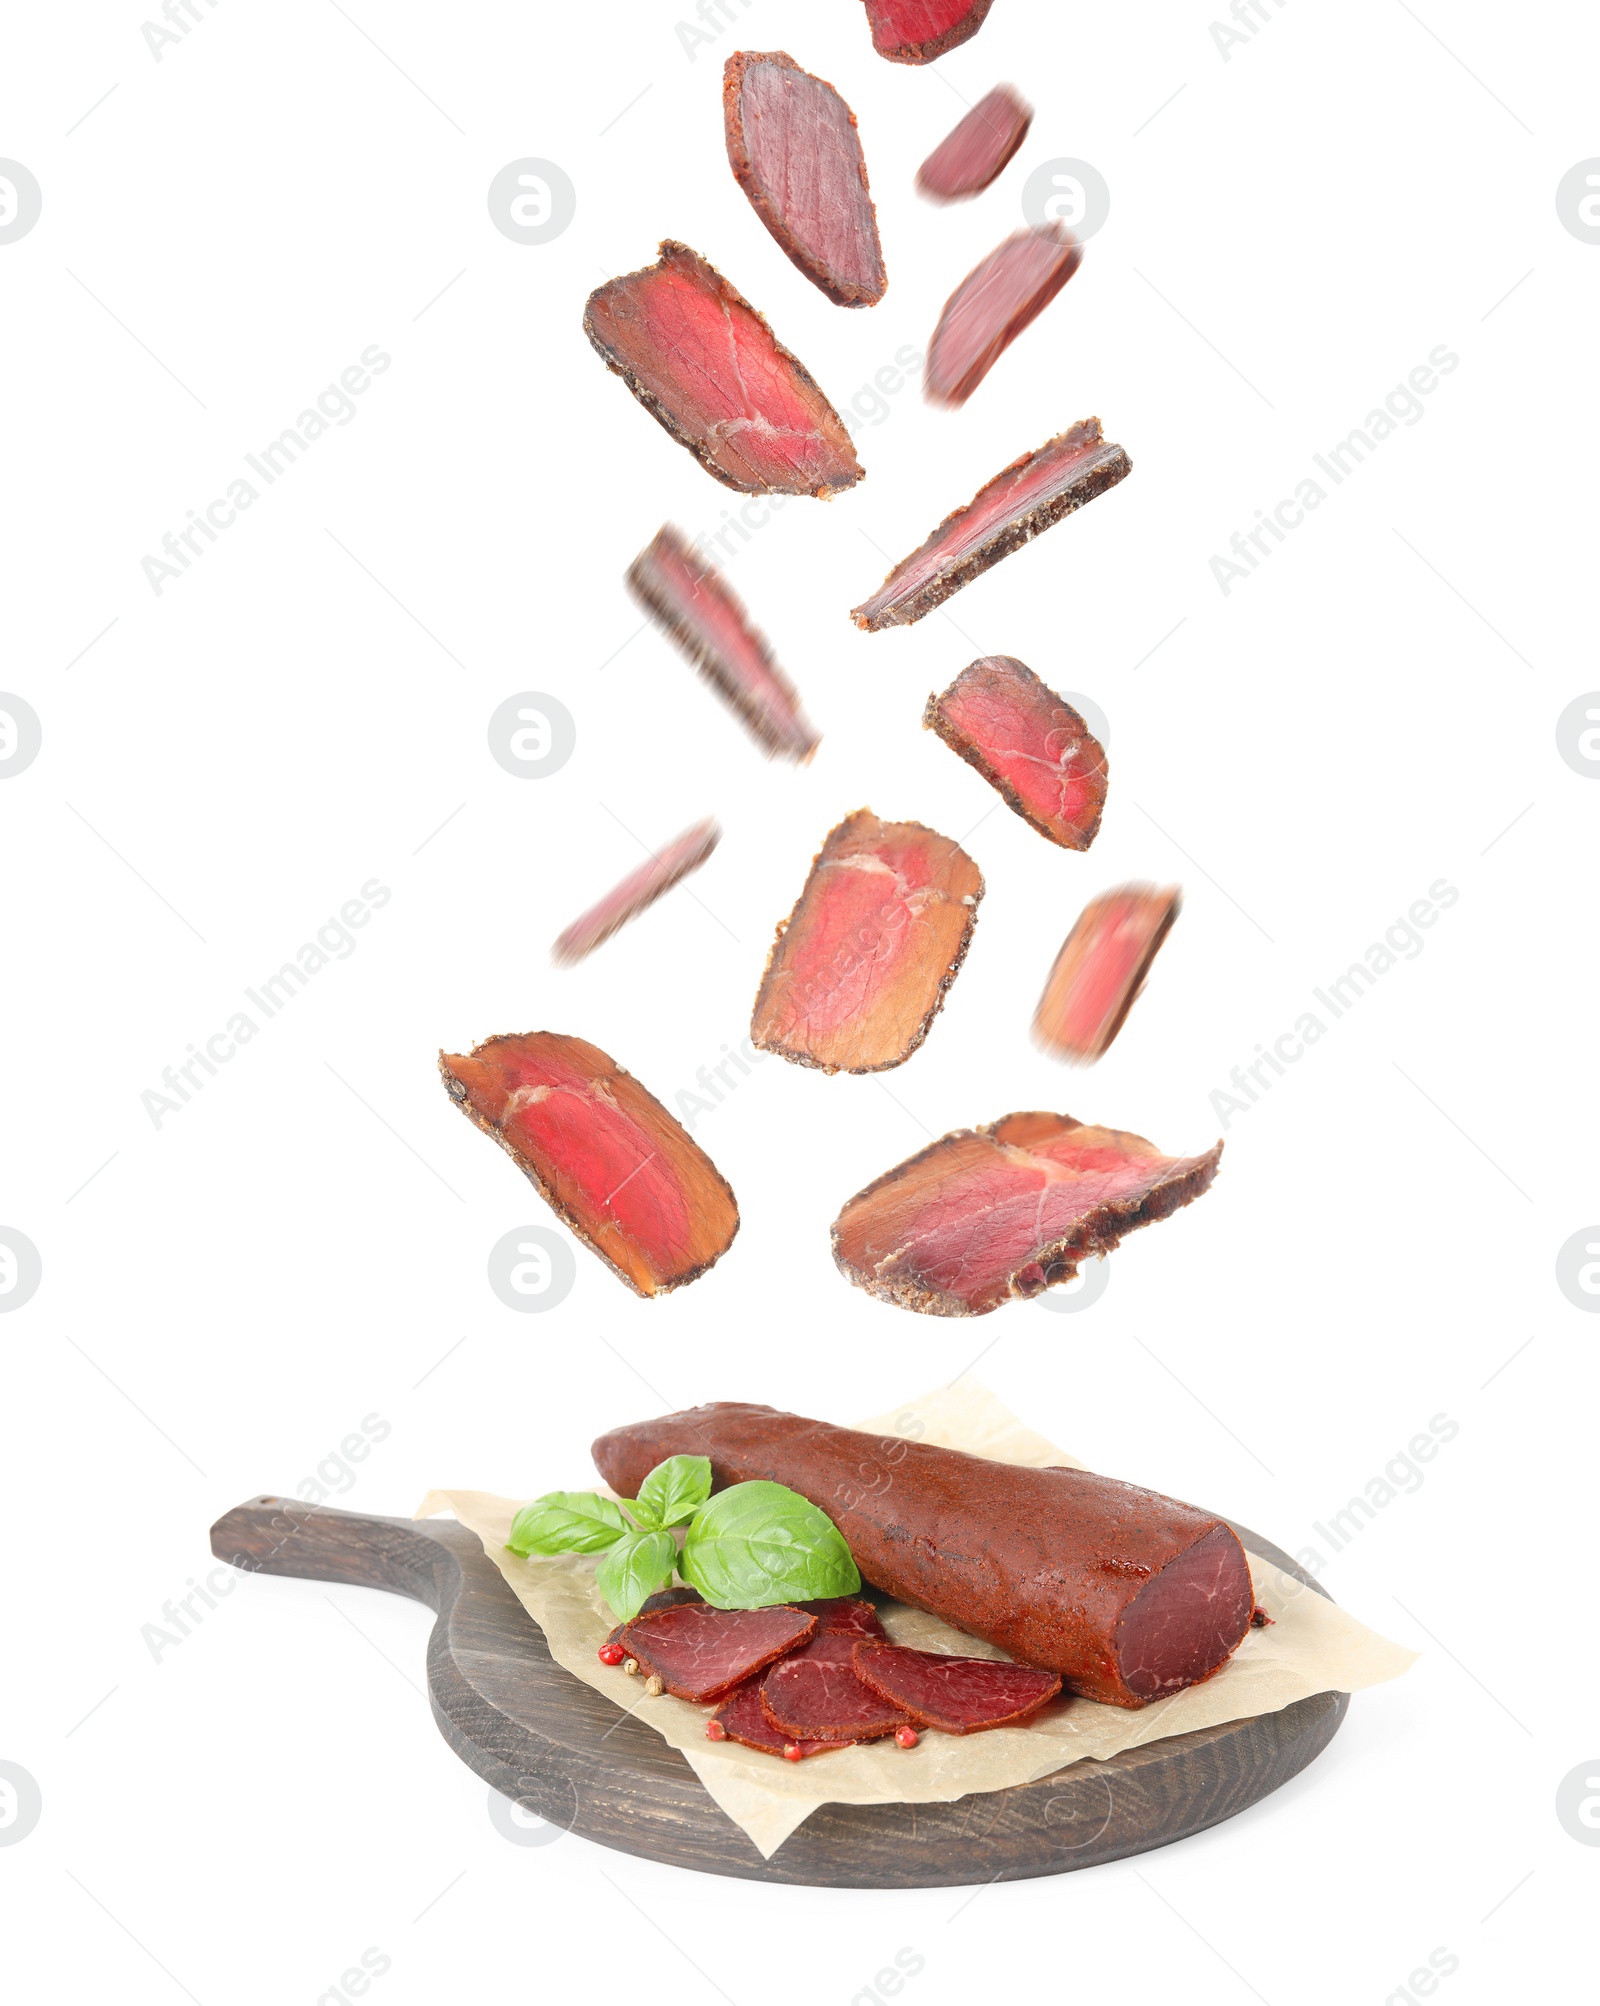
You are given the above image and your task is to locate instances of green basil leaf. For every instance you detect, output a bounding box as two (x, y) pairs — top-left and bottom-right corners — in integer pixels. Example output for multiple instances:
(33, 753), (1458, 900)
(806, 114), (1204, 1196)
(680, 1481), (860, 1609)
(506, 1490), (629, 1557)
(634, 1455), (713, 1532)
(596, 1528), (679, 1623)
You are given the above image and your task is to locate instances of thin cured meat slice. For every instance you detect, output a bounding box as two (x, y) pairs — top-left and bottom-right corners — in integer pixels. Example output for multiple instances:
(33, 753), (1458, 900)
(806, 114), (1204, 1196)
(619, 1601), (815, 1703)
(863, 0), (995, 64)
(1035, 884), (1182, 1063)
(798, 1596), (886, 1637)
(924, 655), (1107, 850)
(439, 1031), (739, 1298)
(831, 1110), (1222, 1317)
(925, 225), (1082, 407)
(604, 1586), (703, 1654)
(584, 241), (863, 497)
(750, 810), (983, 1074)
(852, 1642), (1061, 1732)
(627, 527), (818, 762)
(593, 1404), (1256, 1706)
(761, 1651), (913, 1741)
(552, 819), (720, 966)
(916, 86), (1032, 201)
(710, 1677), (842, 1759)
(724, 51), (886, 308)
(850, 419), (1130, 630)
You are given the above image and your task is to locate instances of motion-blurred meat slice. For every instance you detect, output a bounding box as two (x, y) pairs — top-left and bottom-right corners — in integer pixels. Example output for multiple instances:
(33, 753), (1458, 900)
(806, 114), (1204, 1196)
(863, 0), (995, 64)
(724, 51), (886, 307)
(439, 1031), (739, 1297)
(1034, 884), (1181, 1063)
(925, 225), (1081, 407)
(850, 420), (1130, 629)
(751, 810), (983, 1073)
(584, 241), (862, 496)
(628, 526), (819, 761)
(831, 1111), (1222, 1316)
(924, 655), (1107, 849)
(552, 818), (721, 965)
(916, 86), (1032, 201)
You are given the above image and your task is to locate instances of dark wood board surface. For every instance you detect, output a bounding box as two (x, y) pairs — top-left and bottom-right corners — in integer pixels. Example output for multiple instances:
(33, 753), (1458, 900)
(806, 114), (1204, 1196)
(210, 1495), (1347, 1889)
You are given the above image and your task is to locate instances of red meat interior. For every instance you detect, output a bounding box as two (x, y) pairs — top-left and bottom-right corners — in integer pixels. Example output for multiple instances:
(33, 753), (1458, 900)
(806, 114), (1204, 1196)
(1113, 1525), (1254, 1700)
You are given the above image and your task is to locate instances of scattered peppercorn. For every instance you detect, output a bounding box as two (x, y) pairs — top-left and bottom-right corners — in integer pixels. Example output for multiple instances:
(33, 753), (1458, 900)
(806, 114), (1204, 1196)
(597, 1642), (626, 1665)
(705, 1718), (727, 1741)
(623, 1657), (639, 1676)
(894, 1725), (919, 1748)
(782, 1742), (803, 1761)
(644, 1674), (664, 1697)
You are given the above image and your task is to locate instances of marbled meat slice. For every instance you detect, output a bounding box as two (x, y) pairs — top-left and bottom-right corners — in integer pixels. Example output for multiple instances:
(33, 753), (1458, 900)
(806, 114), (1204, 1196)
(711, 1676), (842, 1758)
(552, 818), (720, 965)
(593, 1403), (1255, 1705)
(852, 1642), (1062, 1732)
(925, 225), (1082, 407)
(863, 0), (995, 64)
(831, 1111), (1222, 1316)
(584, 241), (863, 496)
(604, 1586), (703, 1654)
(924, 655), (1107, 849)
(798, 1596), (886, 1637)
(439, 1031), (739, 1297)
(724, 51), (886, 308)
(627, 526), (818, 761)
(750, 810), (983, 1073)
(761, 1651), (913, 1740)
(1035, 885), (1181, 1063)
(916, 86), (1032, 201)
(851, 419), (1130, 630)
(620, 1601), (815, 1703)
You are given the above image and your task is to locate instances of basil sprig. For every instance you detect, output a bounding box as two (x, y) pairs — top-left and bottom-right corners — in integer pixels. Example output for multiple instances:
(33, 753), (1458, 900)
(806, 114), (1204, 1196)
(504, 1454), (860, 1622)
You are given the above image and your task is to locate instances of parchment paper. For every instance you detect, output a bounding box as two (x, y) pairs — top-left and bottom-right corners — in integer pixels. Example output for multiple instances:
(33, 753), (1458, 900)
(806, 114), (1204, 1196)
(417, 1381), (1415, 1859)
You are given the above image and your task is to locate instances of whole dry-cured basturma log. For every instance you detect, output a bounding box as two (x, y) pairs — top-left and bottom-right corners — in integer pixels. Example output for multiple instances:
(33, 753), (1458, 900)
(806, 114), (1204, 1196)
(628, 526), (819, 761)
(832, 1111), (1221, 1316)
(551, 818), (721, 965)
(925, 224), (1082, 407)
(619, 1601), (815, 1702)
(592, 1403), (1256, 1705)
(750, 809), (982, 1073)
(851, 419), (1130, 630)
(724, 51), (886, 307)
(916, 86), (1032, 201)
(853, 1643), (1061, 1732)
(439, 1031), (739, 1297)
(584, 242), (863, 496)
(924, 655), (1107, 849)
(863, 0), (995, 64)
(1034, 884), (1181, 1063)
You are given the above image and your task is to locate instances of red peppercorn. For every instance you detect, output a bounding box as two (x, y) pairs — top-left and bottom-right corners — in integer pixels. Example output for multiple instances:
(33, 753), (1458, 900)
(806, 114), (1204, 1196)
(597, 1642), (626, 1666)
(894, 1725), (919, 1748)
(782, 1743), (804, 1762)
(705, 1718), (727, 1741)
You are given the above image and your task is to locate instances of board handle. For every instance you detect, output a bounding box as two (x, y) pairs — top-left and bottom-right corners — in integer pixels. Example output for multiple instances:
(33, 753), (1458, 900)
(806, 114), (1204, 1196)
(209, 1496), (460, 1613)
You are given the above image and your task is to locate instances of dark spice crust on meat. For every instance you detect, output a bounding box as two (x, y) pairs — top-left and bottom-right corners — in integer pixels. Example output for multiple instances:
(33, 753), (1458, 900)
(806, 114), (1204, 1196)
(865, 0), (996, 64)
(438, 1040), (740, 1299)
(582, 241), (862, 498)
(722, 52), (886, 309)
(830, 1114), (1223, 1316)
(922, 660), (1108, 851)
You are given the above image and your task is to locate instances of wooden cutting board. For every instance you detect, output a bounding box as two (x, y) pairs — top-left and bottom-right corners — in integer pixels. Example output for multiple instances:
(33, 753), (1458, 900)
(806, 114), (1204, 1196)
(209, 1495), (1346, 1888)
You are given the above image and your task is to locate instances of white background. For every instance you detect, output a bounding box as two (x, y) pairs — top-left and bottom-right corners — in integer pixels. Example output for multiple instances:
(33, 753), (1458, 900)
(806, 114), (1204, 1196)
(2, 0), (1595, 1999)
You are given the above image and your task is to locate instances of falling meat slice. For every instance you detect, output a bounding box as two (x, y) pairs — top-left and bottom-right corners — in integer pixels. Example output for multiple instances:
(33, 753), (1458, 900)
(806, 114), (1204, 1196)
(627, 526), (818, 762)
(711, 1677), (843, 1758)
(863, 0), (995, 64)
(925, 225), (1082, 407)
(852, 1642), (1062, 1732)
(552, 818), (720, 966)
(924, 655), (1107, 850)
(916, 86), (1032, 201)
(1035, 884), (1182, 1063)
(439, 1031), (739, 1298)
(831, 1111), (1223, 1317)
(584, 241), (863, 496)
(620, 1601), (816, 1703)
(761, 1649), (913, 1741)
(850, 419), (1130, 630)
(750, 809), (983, 1074)
(724, 51), (886, 308)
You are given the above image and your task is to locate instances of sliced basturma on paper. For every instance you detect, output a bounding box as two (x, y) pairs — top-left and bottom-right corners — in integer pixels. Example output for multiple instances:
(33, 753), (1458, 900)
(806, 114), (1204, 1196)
(750, 810), (983, 1073)
(831, 1111), (1222, 1316)
(850, 419), (1130, 630)
(925, 224), (1082, 407)
(723, 51), (886, 307)
(710, 1676), (843, 1758)
(760, 1647), (913, 1741)
(862, 0), (995, 65)
(627, 526), (819, 761)
(852, 1643), (1062, 1733)
(1034, 884), (1181, 1063)
(439, 1031), (739, 1297)
(619, 1601), (815, 1702)
(916, 86), (1032, 201)
(552, 818), (721, 965)
(584, 241), (863, 496)
(924, 655), (1107, 849)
